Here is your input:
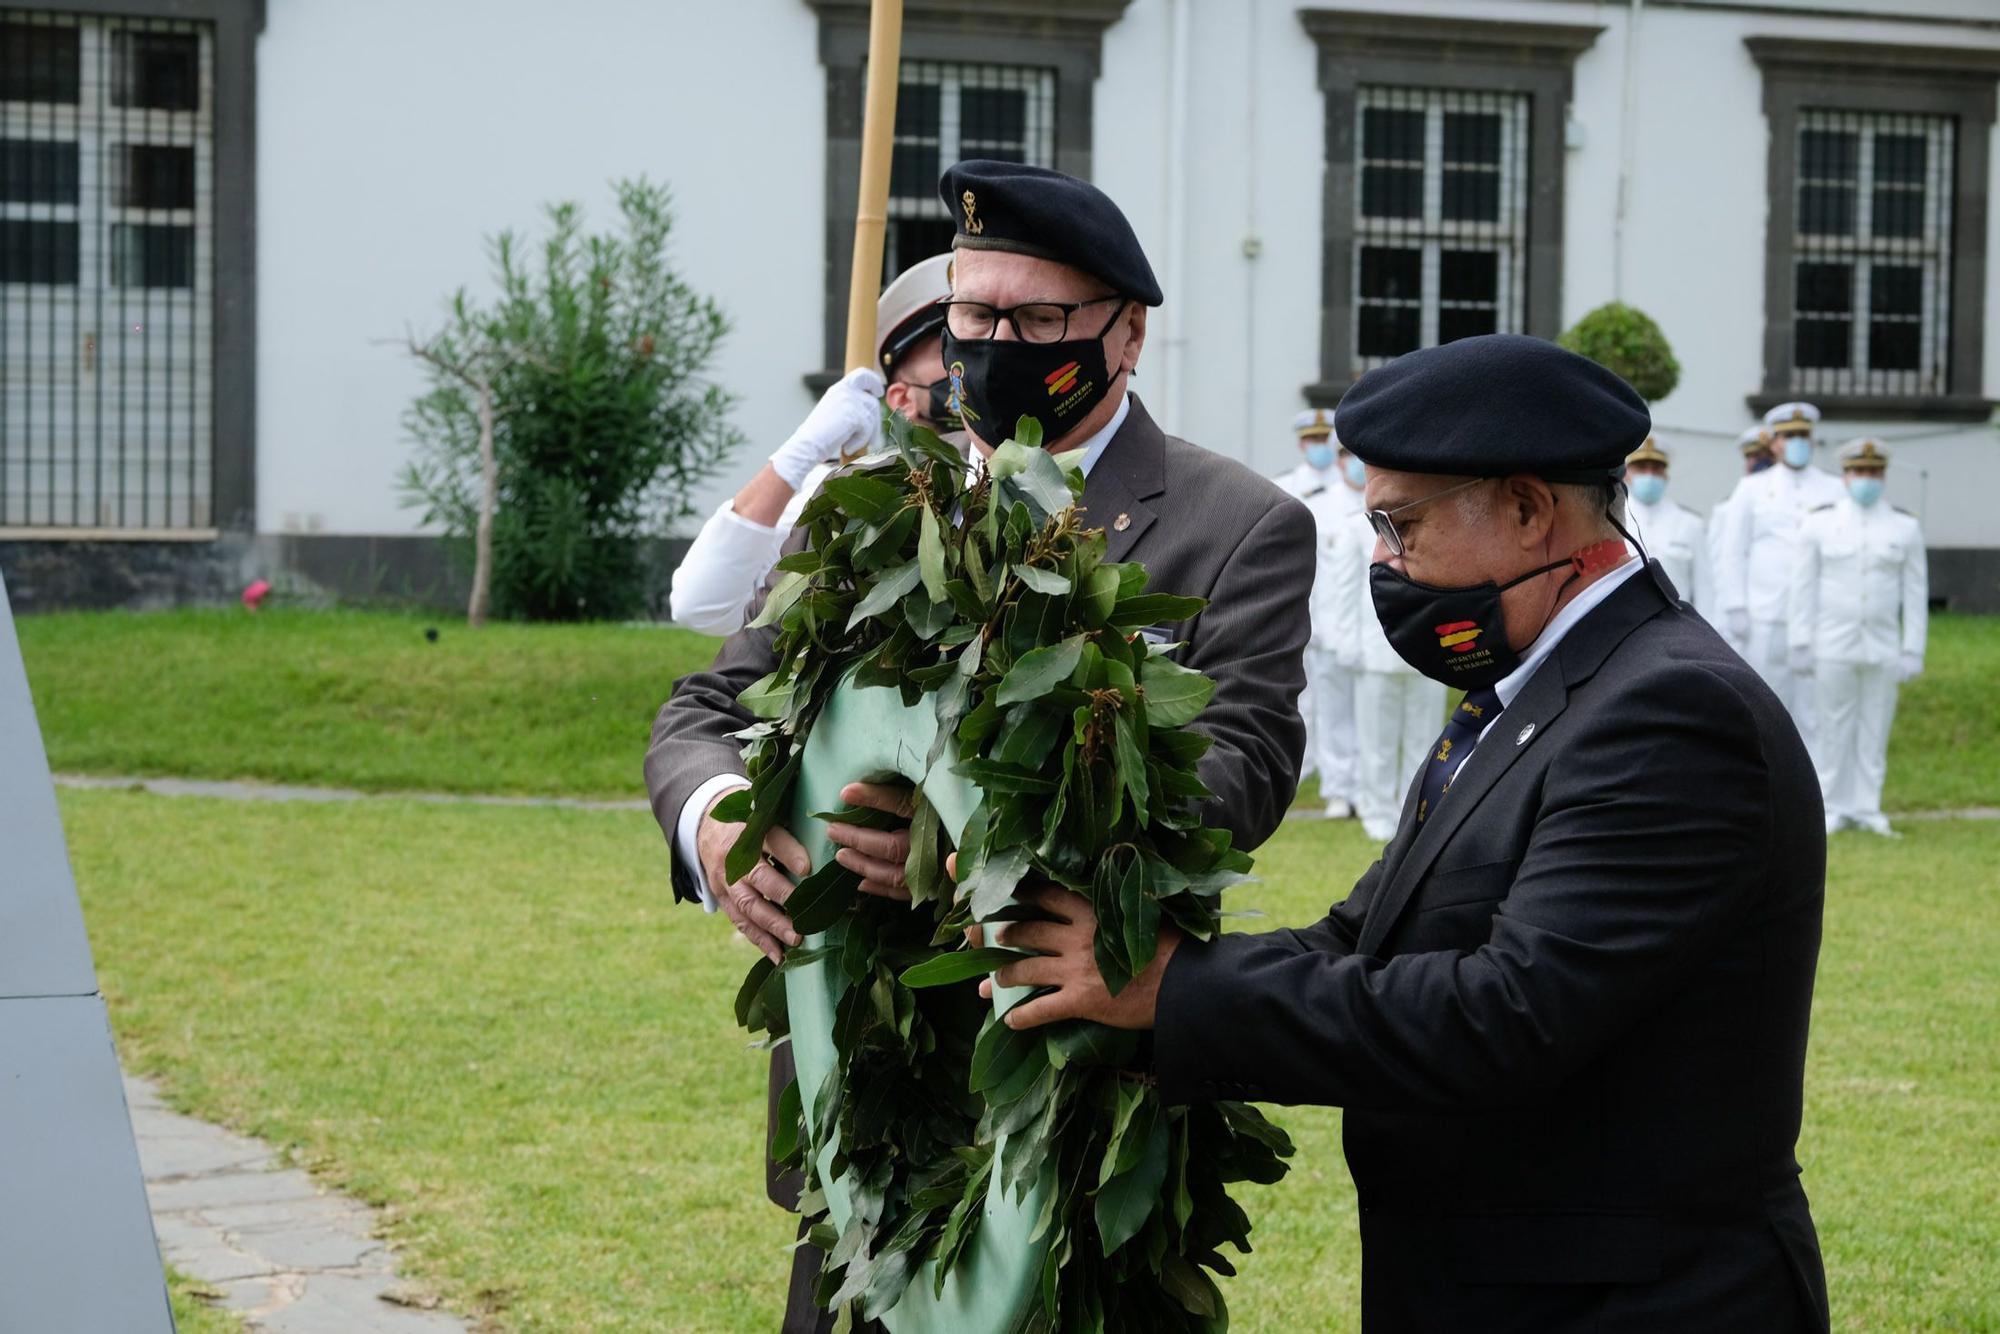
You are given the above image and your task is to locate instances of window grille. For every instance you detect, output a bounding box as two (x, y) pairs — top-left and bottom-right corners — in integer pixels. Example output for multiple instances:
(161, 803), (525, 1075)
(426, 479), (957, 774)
(0, 11), (212, 531)
(1791, 110), (1954, 397)
(880, 61), (1057, 281)
(1352, 86), (1529, 374)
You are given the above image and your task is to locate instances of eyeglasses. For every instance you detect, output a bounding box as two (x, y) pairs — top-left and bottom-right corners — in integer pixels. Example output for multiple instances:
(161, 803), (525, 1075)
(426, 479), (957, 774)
(940, 296), (1126, 345)
(1365, 477), (1490, 558)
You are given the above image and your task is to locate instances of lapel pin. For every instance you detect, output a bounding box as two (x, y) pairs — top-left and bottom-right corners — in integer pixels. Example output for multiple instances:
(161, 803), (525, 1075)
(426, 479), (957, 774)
(1113, 512), (1132, 532)
(1516, 723), (1536, 746)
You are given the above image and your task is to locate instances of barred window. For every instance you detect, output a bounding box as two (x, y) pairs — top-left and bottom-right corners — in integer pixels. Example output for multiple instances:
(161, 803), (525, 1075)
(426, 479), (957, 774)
(1791, 110), (1954, 397)
(1353, 87), (1529, 373)
(882, 61), (1056, 280)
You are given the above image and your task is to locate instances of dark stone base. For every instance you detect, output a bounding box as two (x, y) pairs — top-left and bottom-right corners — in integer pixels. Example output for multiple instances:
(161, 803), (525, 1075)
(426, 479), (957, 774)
(1927, 548), (2000, 614)
(0, 533), (696, 617)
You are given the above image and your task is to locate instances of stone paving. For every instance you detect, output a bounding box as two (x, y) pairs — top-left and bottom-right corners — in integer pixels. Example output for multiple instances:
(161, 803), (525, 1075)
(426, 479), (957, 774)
(128, 1076), (468, 1333)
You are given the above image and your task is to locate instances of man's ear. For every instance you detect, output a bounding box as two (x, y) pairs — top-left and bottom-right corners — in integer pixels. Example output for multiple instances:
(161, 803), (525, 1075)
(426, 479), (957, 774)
(1115, 305), (1147, 376)
(1505, 475), (1558, 548)
(883, 380), (918, 419)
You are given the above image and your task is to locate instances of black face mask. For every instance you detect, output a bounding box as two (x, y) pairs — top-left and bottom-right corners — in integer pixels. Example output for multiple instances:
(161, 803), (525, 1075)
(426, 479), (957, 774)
(940, 311), (1124, 447)
(916, 376), (962, 433)
(1369, 559), (1576, 689)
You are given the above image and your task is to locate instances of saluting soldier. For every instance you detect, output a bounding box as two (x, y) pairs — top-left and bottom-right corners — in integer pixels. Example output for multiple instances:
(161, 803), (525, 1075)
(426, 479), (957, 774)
(1281, 409), (1366, 815)
(1623, 434), (1711, 619)
(1718, 403), (1845, 754)
(1789, 439), (1928, 837)
(669, 254), (958, 635)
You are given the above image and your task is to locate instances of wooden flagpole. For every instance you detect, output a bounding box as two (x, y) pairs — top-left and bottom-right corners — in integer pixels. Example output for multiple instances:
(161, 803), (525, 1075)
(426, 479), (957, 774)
(843, 0), (905, 380)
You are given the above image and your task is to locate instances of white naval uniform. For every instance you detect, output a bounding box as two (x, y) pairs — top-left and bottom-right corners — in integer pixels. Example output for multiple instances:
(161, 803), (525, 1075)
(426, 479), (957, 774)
(1628, 494), (1711, 619)
(1717, 461), (1846, 753)
(1789, 498), (1928, 834)
(667, 461), (836, 636)
(1707, 494), (1745, 651)
(1330, 509), (1447, 843)
(1294, 475), (1364, 803)
(1273, 459), (1336, 502)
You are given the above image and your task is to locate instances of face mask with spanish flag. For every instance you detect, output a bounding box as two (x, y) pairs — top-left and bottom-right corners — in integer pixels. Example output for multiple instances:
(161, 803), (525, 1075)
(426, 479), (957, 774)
(1368, 539), (1628, 689)
(941, 322), (1122, 449)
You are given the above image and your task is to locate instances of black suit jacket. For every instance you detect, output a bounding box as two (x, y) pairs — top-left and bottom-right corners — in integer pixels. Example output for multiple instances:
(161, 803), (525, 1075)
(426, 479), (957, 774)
(647, 394), (1316, 1204)
(1156, 563), (1831, 1333)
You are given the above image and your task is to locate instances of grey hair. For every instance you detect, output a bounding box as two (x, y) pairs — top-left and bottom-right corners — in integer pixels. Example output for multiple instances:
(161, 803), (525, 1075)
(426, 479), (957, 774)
(1454, 477), (1624, 534)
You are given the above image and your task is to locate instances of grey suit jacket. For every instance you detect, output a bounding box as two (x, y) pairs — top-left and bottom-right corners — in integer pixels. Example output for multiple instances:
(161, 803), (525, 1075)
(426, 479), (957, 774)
(644, 393), (1317, 904)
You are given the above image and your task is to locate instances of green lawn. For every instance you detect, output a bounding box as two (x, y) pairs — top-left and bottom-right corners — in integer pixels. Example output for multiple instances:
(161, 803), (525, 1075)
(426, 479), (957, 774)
(20, 608), (1998, 812)
(169, 1267), (244, 1333)
(66, 791), (2000, 1333)
(16, 608), (722, 799)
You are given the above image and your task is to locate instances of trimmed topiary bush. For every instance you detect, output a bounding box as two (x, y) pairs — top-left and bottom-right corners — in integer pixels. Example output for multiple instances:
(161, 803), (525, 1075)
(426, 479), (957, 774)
(1558, 302), (1680, 402)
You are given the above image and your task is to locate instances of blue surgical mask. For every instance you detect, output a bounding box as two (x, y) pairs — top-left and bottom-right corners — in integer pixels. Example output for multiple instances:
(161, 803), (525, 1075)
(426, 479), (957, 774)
(1847, 477), (1884, 508)
(1343, 455), (1367, 489)
(1783, 436), (1813, 469)
(1303, 442), (1336, 471)
(1628, 473), (1667, 506)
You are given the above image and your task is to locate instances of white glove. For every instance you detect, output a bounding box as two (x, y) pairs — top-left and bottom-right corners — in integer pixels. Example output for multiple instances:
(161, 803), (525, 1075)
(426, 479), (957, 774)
(1790, 647), (1814, 678)
(1727, 608), (1751, 641)
(772, 367), (885, 489)
(1899, 652), (1922, 683)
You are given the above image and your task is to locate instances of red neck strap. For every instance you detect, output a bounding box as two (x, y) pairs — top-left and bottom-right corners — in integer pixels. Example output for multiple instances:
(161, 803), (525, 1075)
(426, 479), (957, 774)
(1569, 537), (1629, 577)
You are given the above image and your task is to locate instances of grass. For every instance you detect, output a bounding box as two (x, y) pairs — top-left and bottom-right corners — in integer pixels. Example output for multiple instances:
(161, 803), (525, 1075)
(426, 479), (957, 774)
(65, 791), (2000, 1333)
(20, 608), (1998, 812)
(16, 607), (722, 799)
(169, 1267), (245, 1332)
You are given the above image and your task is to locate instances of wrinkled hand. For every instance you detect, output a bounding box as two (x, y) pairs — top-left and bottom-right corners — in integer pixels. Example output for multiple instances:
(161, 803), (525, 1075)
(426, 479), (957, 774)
(1899, 652), (1923, 683)
(771, 367), (886, 488)
(968, 884), (1178, 1032)
(697, 788), (811, 963)
(826, 780), (916, 901)
(1727, 608), (1751, 641)
(1790, 647), (1814, 678)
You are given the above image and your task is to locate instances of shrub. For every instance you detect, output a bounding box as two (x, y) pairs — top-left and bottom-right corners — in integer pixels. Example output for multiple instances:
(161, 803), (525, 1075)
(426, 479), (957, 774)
(400, 179), (744, 621)
(1558, 302), (1681, 402)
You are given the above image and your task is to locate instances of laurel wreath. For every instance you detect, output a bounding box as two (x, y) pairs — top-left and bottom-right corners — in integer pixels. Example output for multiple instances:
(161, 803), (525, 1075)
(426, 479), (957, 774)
(712, 411), (1293, 1331)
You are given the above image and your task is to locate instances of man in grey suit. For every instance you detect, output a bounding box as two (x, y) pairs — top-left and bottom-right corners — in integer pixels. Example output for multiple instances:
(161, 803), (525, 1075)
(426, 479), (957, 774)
(644, 160), (1315, 1331)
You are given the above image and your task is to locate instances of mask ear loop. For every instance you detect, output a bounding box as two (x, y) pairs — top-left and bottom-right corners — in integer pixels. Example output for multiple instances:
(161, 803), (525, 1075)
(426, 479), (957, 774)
(1607, 478), (1649, 565)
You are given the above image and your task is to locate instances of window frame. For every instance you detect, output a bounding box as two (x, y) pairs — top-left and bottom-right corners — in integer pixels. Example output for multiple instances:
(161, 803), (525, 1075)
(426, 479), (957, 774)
(0, 0), (259, 534)
(804, 0), (1131, 390)
(1351, 87), (1531, 371)
(1748, 35), (2000, 422)
(1298, 10), (1601, 409)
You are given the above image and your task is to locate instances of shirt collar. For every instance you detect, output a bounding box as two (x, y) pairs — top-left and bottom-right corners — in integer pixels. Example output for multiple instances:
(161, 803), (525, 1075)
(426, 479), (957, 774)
(1069, 390), (1130, 478)
(1493, 556), (1645, 710)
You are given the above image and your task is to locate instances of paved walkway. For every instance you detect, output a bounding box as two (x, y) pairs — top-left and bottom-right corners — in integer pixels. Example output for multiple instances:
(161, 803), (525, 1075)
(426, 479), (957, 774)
(54, 772), (2000, 824)
(129, 1076), (468, 1333)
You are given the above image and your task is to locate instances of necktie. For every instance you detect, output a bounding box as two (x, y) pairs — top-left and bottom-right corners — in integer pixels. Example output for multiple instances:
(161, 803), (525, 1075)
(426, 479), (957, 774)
(1414, 687), (1502, 826)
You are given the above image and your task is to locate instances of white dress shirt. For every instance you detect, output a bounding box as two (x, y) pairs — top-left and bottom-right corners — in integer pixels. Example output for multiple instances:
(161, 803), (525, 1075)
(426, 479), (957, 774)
(679, 391), (1131, 910)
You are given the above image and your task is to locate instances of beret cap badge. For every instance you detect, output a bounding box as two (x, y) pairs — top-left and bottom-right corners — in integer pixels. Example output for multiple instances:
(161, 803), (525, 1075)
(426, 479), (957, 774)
(961, 189), (984, 236)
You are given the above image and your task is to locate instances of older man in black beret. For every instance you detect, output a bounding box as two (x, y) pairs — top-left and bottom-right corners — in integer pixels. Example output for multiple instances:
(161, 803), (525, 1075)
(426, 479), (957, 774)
(645, 160), (1316, 1331)
(985, 334), (1831, 1332)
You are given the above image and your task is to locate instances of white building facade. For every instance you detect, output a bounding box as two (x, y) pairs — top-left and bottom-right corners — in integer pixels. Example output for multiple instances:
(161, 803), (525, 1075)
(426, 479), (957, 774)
(1, 0), (1996, 610)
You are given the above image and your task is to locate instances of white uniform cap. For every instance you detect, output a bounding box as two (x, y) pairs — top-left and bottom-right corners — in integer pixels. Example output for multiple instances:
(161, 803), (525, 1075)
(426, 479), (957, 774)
(1736, 425), (1773, 455)
(876, 253), (955, 372)
(1292, 408), (1335, 439)
(1763, 401), (1821, 436)
(1837, 437), (1891, 468)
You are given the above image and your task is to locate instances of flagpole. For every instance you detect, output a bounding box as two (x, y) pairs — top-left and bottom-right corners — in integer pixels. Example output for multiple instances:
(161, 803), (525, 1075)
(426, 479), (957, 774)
(843, 0), (905, 380)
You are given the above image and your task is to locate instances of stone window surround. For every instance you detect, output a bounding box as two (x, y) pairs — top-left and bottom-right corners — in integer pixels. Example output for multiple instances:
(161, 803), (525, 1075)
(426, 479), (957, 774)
(1297, 9), (1602, 409)
(1747, 35), (2000, 422)
(802, 0), (1133, 391)
(8, 0), (261, 534)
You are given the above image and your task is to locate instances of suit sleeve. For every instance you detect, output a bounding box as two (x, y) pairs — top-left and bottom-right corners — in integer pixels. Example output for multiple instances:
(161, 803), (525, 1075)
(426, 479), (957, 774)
(1901, 519), (1929, 662)
(1154, 664), (1771, 1111)
(1182, 496), (1314, 852)
(1788, 522), (1820, 659)
(643, 533), (799, 903)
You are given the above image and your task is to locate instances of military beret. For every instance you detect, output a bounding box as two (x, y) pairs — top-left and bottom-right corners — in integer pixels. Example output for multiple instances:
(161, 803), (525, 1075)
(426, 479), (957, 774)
(939, 160), (1163, 307)
(1332, 335), (1651, 483)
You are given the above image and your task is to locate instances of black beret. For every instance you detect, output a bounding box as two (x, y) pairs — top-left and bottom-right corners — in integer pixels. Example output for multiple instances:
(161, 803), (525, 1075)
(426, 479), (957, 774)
(1334, 335), (1651, 482)
(939, 160), (1162, 307)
